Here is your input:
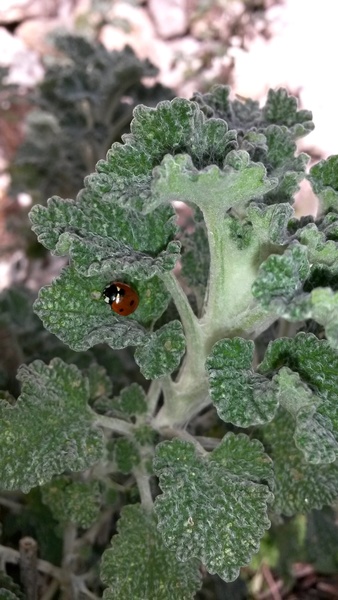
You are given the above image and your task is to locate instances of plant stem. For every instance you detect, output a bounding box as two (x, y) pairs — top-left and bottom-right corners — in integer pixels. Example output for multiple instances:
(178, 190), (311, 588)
(133, 464), (153, 510)
(93, 413), (134, 436)
(160, 427), (208, 455)
(161, 270), (205, 380)
(146, 379), (163, 417)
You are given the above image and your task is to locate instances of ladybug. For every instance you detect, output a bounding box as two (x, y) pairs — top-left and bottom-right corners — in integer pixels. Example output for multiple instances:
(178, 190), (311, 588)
(103, 281), (139, 316)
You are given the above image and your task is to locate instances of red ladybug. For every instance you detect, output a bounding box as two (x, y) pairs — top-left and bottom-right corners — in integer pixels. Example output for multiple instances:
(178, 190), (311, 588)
(103, 281), (139, 316)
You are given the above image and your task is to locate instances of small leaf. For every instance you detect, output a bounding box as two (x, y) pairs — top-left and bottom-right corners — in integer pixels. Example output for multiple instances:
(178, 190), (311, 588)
(206, 338), (278, 426)
(0, 358), (104, 492)
(259, 126), (309, 204)
(263, 89), (314, 138)
(118, 383), (147, 416)
(261, 410), (338, 515)
(135, 321), (186, 380)
(86, 364), (113, 400)
(259, 333), (338, 455)
(252, 244), (310, 313)
(41, 477), (101, 528)
(100, 504), (201, 600)
(153, 437), (273, 582)
(275, 367), (338, 464)
(296, 224), (338, 272)
(309, 155), (338, 212)
(114, 438), (140, 474)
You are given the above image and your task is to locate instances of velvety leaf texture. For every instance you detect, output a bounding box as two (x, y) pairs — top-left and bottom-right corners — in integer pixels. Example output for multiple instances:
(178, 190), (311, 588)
(0, 358), (104, 492)
(149, 151), (277, 214)
(206, 338), (278, 426)
(34, 267), (171, 351)
(261, 410), (338, 515)
(275, 367), (338, 464)
(30, 196), (178, 268)
(252, 244), (311, 313)
(100, 504), (201, 600)
(114, 438), (140, 474)
(134, 321), (186, 379)
(41, 477), (101, 528)
(118, 383), (147, 417)
(89, 97), (237, 209)
(259, 333), (338, 459)
(153, 437), (273, 582)
(192, 86), (314, 139)
(86, 364), (113, 401)
(309, 155), (338, 212)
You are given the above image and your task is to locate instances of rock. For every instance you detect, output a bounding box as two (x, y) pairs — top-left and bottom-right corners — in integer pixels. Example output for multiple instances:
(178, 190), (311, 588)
(148, 0), (188, 39)
(0, 0), (57, 23)
(0, 27), (43, 85)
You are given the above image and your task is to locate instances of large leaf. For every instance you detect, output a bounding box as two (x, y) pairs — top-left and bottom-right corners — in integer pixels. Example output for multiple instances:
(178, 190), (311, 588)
(0, 359), (104, 492)
(34, 267), (170, 351)
(153, 436), (273, 582)
(259, 333), (338, 463)
(261, 410), (338, 515)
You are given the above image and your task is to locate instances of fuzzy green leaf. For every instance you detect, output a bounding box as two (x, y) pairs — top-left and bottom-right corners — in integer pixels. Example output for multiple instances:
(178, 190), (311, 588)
(118, 383), (147, 417)
(309, 155), (338, 212)
(41, 477), (101, 528)
(153, 436), (273, 582)
(259, 333), (338, 459)
(193, 86), (313, 139)
(295, 224), (338, 272)
(33, 266), (171, 351)
(252, 244), (310, 313)
(263, 89), (314, 138)
(258, 126), (309, 204)
(305, 288), (338, 349)
(0, 358), (104, 492)
(261, 410), (338, 515)
(91, 97), (237, 210)
(86, 364), (113, 400)
(247, 202), (294, 245)
(134, 321), (186, 380)
(100, 504), (201, 600)
(275, 367), (338, 464)
(30, 196), (179, 278)
(148, 151), (277, 214)
(206, 338), (278, 426)
(114, 438), (140, 474)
